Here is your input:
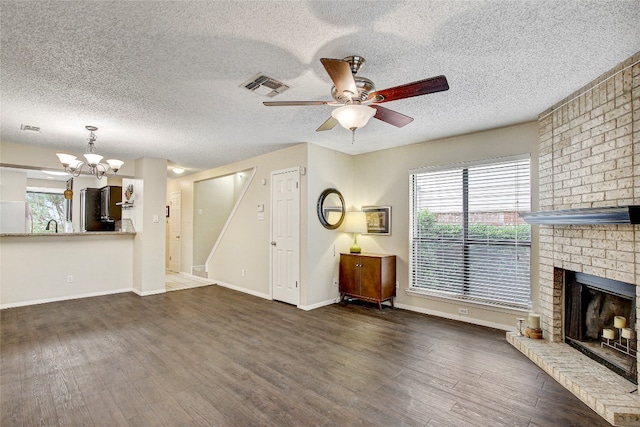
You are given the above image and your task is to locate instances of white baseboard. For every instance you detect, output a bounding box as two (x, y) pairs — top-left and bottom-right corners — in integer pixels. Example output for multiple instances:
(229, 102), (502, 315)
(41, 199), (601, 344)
(298, 298), (336, 311)
(0, 288), (132, 310)
(394, 302), (512, 331)
(131, 287), (166, 297)
(212, 280), (271, 300)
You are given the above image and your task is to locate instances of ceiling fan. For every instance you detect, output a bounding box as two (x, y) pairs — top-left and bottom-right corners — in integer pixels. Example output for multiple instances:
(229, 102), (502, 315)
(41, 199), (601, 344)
(263, 55), (449, 134)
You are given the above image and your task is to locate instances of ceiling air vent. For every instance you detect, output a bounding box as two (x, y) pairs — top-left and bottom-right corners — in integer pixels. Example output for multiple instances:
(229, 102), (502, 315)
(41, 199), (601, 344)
(20, 124), (41, 132)
(241, 73), (289, 97)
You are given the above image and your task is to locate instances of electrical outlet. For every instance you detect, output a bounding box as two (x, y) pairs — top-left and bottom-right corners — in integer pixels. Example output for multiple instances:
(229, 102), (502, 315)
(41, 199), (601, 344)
(241, 269), (246, 277)
(396, 280), (400, 289)
(459, 308), (469, 315)
(333, 278), (338, 286)
(67, 275), (73, 283)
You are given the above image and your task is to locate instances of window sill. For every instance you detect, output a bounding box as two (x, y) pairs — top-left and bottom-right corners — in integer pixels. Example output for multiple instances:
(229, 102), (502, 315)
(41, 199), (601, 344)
(405, 288), (528, 316)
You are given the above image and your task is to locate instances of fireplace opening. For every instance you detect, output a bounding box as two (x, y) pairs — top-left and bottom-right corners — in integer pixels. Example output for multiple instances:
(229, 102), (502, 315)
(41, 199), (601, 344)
(564, 271), (637, 384)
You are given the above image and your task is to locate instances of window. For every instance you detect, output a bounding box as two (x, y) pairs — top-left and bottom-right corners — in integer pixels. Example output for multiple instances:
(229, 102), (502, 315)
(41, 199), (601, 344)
(409, 157), (531, 309)
(26, 189), (66, 233)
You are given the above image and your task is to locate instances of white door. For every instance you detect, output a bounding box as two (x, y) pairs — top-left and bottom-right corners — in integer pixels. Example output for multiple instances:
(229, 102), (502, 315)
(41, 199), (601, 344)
(169, 191), (181, 272)
(271, 168), (300, 306)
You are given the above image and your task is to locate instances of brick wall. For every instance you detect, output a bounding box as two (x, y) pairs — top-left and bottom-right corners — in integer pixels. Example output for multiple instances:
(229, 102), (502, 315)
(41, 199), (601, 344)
(537, 51), (639, 382)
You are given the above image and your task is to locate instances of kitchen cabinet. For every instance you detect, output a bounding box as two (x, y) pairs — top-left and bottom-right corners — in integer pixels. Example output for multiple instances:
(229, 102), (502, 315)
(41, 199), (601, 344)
(339, 253), (396, 309)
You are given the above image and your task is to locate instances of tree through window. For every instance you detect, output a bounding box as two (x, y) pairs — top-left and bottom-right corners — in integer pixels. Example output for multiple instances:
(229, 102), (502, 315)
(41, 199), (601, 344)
(27, 190), (66, 233)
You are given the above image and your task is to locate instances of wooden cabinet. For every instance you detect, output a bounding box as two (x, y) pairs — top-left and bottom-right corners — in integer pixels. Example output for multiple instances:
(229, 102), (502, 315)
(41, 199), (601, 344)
(339, 253), (396, 309)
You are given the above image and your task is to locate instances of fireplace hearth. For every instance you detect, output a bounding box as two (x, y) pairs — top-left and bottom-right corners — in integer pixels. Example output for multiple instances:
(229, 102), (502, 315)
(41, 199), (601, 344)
(564, 271), (637, 384)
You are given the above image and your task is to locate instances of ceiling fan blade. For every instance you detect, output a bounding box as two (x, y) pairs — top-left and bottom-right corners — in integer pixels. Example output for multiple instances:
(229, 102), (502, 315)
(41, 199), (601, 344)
(368, 75), (449, 103)
(316, 116), (339, 132)
(371, 105), (414, 128)
(320, 58), (358, 98)
(263, 100), (337, 106)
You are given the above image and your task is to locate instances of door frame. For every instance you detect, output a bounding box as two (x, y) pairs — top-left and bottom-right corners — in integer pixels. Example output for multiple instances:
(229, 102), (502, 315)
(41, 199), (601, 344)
(269, 166), (301, 306)
(168, 190), (181, 272)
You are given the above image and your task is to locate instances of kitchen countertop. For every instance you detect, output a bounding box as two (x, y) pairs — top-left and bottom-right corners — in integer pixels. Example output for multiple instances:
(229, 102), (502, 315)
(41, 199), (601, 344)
(0, 231), (136, 237)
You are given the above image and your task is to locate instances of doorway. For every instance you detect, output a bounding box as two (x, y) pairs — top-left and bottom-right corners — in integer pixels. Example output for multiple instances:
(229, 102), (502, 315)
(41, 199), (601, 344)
(270, 167), (300, 306)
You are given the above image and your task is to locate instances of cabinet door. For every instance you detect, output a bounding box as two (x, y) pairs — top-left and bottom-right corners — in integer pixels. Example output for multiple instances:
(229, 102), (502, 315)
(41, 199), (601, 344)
(359, 256), (382, 299)
(339, 254), (359, 295)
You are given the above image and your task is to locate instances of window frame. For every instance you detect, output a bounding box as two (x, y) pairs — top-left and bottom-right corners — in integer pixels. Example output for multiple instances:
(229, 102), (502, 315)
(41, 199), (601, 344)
(26, 187), (67, 233)
(408, 155), (532, 310)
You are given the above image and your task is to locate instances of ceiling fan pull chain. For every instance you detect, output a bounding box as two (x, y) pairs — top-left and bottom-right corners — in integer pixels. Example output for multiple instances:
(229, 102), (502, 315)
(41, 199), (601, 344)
(351, 129), (355, 144)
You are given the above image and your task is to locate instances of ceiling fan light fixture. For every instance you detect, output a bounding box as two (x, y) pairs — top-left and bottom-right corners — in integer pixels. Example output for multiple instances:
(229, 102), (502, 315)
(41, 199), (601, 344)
(331, 105), (376, 131)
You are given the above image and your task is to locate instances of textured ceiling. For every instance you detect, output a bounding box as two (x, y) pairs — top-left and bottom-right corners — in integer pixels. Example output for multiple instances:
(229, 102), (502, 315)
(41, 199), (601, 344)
(1, 1), (639, 175)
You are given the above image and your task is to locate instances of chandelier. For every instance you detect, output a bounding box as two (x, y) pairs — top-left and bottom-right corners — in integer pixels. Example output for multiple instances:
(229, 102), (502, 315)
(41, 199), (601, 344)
(56, 126), (124, 179)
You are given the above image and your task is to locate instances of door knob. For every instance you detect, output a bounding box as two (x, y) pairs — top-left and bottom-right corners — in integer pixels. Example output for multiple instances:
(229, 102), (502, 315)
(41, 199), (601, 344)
(271, 241), (276, 246)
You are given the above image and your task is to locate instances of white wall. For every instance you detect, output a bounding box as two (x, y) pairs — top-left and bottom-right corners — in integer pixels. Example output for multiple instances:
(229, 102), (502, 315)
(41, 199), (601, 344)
(0, 169), (27, 201)
(132, 157), (167, 296)
(166, 143), (308, 300)
(351, 122), (539, 330)
(165, 143), (355, 310)
(305, 144), (354, 309)
(0, 235), (134, 308)
(193, 174), (235, 266)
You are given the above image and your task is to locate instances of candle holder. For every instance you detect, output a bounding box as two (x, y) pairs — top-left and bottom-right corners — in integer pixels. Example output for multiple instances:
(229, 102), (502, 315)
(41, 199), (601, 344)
(601, 326), (636, 358)
(516, 318), (526, 336)
(525, 327), (543, 339)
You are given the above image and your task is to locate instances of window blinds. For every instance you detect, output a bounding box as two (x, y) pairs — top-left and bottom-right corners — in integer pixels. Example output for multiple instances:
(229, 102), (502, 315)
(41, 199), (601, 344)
(409, 158), (531, 309)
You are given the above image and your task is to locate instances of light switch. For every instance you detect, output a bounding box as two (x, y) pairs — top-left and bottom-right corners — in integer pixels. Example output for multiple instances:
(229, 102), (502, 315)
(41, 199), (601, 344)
(153, 214), (159, 223)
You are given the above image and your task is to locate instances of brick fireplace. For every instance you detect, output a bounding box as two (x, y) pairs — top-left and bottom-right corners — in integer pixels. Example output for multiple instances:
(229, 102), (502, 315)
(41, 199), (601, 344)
(564, 270), (636, 382)
(509, 51), (640, 426)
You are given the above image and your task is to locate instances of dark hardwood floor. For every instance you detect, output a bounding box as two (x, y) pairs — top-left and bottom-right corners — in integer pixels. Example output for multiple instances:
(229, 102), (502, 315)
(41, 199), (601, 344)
(1, 285), (610, 426)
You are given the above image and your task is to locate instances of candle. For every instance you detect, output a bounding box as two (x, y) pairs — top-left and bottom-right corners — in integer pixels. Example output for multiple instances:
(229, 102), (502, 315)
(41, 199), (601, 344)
(528, 313), (541, 330)
(621, 328), (633, 339)
(614, 316), (626, 329)
(602, 328), (615, 340)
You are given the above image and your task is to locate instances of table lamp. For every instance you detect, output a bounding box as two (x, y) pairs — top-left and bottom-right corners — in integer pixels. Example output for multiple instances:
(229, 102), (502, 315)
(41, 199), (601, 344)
(344, 211), (367, 253)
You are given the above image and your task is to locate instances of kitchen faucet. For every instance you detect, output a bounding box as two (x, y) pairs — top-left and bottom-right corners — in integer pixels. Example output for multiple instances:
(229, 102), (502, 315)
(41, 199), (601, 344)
(45, 219), (58, 233)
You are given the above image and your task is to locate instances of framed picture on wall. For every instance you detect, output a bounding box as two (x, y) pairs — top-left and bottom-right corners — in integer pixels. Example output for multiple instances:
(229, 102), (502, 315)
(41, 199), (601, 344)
(362, 206), (391, 235)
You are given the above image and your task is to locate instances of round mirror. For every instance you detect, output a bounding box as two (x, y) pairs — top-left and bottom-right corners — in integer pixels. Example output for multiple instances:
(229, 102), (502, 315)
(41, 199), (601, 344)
(317, 188), (345, 229)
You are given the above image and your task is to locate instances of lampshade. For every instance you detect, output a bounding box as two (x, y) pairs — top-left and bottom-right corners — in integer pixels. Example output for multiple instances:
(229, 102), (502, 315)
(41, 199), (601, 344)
(56, 153), (77, 167)
(331, 105), (376, 130)
(343, 211), (367, 234)
(84, 153), (103, 166)
(106, 159), (124, 172)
